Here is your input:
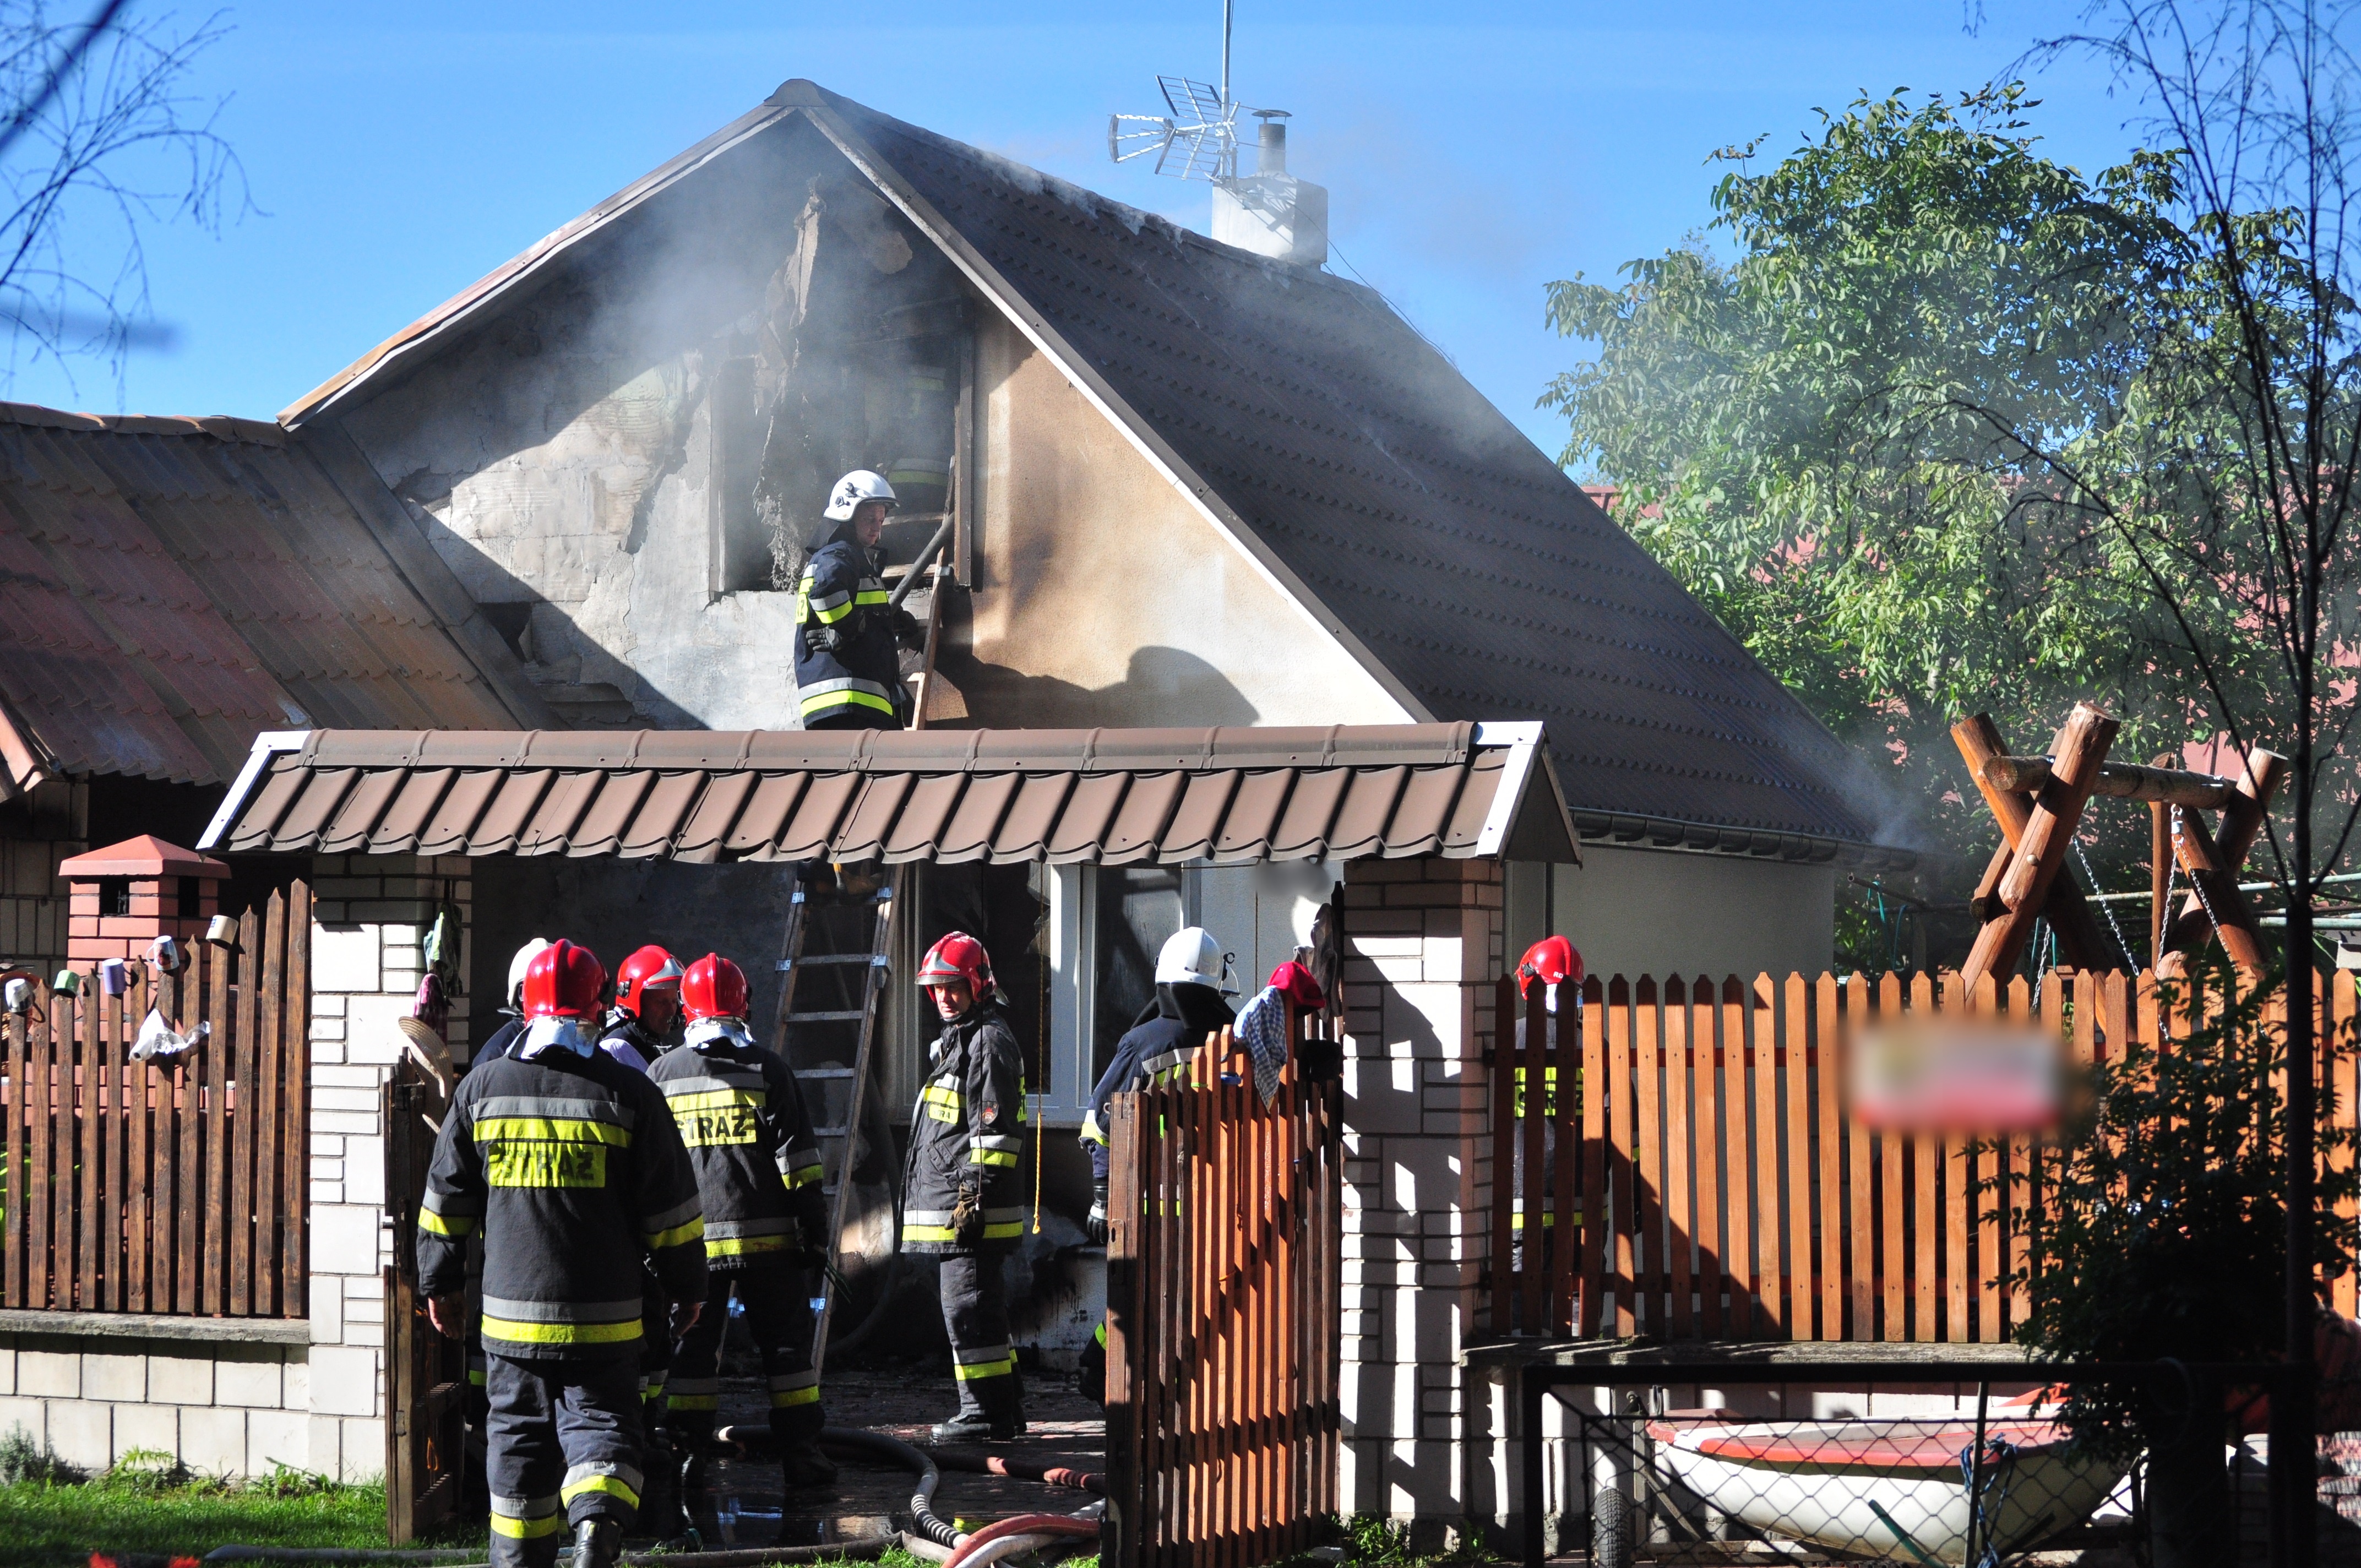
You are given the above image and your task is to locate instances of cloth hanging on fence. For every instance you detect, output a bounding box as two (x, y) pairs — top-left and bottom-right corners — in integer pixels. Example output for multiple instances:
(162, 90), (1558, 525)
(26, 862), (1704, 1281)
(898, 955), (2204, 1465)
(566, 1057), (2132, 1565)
(1239, 960), (1326, 1106)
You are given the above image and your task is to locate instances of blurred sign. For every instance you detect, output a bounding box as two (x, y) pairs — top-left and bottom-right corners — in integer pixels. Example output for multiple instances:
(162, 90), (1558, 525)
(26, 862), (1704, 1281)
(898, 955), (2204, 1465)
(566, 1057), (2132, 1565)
(1848, 1019), (2063, 1134)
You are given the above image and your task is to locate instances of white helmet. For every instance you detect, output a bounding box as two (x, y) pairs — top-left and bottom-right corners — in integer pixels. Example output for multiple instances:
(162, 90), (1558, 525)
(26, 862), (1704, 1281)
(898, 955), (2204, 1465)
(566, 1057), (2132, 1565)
(506, 937), (552, 1006)
(1156, 927), (1238, 994)
(823, 469), (898, 521)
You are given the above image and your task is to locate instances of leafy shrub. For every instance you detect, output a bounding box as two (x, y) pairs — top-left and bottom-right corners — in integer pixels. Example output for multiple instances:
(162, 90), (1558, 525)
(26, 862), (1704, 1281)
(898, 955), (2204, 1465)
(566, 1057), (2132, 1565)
(0, 1424), (83, 1485)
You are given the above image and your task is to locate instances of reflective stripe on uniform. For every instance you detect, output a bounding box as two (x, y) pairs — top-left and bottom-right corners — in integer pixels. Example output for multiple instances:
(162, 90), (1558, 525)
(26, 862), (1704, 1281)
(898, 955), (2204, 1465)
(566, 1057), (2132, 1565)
(642, 1195), (703, 1247)
(798, 677), (897, 718)
(417, 1206), (474, 1237)
(779, 1146), (824, 1188)
(920, 1082), (963, 1123)
(491, 1493), (564, 1538)
(1078, 1109), (1106, 1148)
(562, 1460), (643, 1510)
(770, 1369), (820, 1408)
(668, 1375), (720, 1412)
(705, 1215), (798, 1258)
(481, 1295), (643, 1349)
(472, 1095), (636, 1131)
(952, 1343), (1018, 1381)
(971, 1132), (1021, 1169)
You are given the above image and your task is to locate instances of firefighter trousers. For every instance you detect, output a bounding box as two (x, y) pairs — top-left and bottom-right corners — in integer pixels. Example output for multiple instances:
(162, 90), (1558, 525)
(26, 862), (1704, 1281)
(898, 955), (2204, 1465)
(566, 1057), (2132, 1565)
(666, 1259), (823, 1447)
(938, 1253), (1021, 1421)
(485, 1353), (643, 1568)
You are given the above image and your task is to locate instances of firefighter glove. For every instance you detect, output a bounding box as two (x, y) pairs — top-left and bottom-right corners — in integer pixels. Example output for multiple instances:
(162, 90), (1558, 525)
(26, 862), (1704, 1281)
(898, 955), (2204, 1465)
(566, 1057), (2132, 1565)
(808, 623), (841, 652)
(890, 606), (925, 649)
(794, 1185), (831, 1256)
(1087, 1180), (1109, 1245)
(950, 1177), (986, 1246)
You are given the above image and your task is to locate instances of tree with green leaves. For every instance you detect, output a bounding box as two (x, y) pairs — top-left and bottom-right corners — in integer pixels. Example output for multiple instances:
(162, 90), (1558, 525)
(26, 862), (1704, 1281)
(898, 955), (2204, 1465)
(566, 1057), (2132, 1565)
(1542, 85), (2287, 962)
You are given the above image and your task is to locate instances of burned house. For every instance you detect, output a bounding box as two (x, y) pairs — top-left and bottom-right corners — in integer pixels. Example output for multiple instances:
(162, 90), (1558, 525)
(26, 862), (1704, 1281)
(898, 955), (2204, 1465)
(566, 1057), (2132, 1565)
(0, 78), (1908, 1531)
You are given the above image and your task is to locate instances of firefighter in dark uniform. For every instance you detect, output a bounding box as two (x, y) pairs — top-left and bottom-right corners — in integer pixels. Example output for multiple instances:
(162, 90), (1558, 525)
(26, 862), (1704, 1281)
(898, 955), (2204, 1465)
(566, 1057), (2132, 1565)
(599, 945), (686, 1535)
(654, 953), (839, 1496)
(906, 932), (1029, 1441)
(417, 941), (707, 1568)
(793, 469), (924, 731)
(1078, 928), (1238, 1241)
(1071, 928), (1235, 1402)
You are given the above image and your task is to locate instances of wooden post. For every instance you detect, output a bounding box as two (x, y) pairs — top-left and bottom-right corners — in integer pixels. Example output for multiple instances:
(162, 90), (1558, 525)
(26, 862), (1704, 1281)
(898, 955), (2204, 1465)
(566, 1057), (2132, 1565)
(1962, 704), (2121, 988)
(2160, 749), (2287, 960)
(1952, 715), (2113, 967)
(2160, 806), (2268, 972)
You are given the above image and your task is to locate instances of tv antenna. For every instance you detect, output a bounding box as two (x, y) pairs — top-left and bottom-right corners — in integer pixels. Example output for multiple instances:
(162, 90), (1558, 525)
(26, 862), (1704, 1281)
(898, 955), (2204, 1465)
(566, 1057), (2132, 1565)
(1107, 0), (1243, 182)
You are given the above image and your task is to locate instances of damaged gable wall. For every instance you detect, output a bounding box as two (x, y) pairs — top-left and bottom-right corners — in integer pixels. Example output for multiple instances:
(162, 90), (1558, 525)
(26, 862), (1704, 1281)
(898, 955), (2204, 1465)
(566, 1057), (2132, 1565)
(312, 112), (1411, 734)
(319, 118), (965, 729)
(938, 311), (1413, 728)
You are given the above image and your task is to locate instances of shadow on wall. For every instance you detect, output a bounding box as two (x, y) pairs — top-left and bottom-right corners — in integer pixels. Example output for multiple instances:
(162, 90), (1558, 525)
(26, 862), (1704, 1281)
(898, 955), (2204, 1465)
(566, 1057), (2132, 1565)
(466, 855), (799, 1049)
(935, 641), (1262, 729)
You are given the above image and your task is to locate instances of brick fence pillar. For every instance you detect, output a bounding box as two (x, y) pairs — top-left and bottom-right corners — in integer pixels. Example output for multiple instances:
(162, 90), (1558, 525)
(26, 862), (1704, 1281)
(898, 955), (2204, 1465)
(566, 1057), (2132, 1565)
(1335, 854), (1502, 1544)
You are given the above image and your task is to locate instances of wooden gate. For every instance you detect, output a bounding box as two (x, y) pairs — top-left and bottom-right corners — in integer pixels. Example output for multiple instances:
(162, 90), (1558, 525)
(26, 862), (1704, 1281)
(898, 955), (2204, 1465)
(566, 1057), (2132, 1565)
(1103, 1023), (1343, 1568)
(1, 881), (311, 1316)
(383, 1053), (467, 1542)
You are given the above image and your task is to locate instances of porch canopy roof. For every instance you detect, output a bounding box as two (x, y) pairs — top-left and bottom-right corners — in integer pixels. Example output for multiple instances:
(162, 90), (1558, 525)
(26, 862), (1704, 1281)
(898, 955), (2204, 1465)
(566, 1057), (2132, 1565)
(198, 721), (1579, 866)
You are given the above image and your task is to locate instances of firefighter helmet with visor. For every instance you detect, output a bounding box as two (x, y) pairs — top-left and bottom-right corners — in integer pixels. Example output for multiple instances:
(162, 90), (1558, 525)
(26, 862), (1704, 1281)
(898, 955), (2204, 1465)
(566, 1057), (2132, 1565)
(918, 932), (993, 998)
(823, 469), (897, 522)
(616, 945), (684, 1017)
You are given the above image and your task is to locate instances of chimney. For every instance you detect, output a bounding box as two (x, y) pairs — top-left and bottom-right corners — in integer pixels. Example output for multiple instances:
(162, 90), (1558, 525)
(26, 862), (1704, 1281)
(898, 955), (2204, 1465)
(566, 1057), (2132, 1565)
(1212, 109), (1329, 266)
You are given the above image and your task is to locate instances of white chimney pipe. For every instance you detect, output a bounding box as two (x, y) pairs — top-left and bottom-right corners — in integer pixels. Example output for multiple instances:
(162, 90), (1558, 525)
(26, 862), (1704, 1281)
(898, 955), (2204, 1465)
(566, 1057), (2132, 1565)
(1214, 108), (1328, 266)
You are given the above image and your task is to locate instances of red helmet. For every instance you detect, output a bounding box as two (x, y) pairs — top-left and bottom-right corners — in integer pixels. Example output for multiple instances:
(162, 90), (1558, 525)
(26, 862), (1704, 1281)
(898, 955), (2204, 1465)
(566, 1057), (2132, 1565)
(1517, 936), (1583, 993)
(523, 940), (606, 1020)
(918, 931), (993, 996)
(682, 954), (749, 1022)
(616, 945), (684, 1016)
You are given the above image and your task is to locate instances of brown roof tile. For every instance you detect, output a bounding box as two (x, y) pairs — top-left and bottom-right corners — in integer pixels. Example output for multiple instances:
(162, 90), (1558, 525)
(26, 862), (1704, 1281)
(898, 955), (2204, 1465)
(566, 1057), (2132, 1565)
(204, 723), (1577, 867)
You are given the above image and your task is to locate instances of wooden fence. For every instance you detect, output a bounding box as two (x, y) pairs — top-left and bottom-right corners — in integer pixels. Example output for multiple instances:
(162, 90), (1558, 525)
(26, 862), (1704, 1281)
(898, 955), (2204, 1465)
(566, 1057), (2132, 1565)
(1104, 1020), (1343, 1568)
(1487, 966), (2360, 1342)
(0, 883), (311, 1317)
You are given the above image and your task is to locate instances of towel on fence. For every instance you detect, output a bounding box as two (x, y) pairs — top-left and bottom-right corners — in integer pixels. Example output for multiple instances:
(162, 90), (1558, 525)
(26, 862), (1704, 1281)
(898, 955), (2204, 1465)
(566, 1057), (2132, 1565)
(1236, 987), (1292, 1105)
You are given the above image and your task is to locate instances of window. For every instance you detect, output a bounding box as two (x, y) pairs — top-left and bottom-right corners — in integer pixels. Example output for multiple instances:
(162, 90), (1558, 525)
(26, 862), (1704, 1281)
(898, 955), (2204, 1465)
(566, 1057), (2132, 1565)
(97, 876), (129, 917)
(1090, 866), (1187, 1086)
(176, 876), (199, 918)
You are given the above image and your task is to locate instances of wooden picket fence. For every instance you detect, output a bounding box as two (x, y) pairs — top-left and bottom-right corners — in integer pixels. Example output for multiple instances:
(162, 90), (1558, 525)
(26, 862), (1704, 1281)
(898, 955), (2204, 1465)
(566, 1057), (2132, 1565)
(1103, 1019), (1344, 1568)
(0, 883), (311, 1317)
(1487, 966), (2360, 1342)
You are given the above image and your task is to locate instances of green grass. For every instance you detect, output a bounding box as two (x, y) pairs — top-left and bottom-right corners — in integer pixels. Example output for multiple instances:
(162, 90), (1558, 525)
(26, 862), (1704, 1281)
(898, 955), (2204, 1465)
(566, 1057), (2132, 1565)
(0, 1447), (407, 1568)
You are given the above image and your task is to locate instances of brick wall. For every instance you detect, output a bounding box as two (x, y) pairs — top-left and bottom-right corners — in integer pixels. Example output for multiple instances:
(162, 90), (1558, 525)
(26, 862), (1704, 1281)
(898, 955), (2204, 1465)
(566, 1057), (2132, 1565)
(300, 853), (472, 1482)
(0, 1325), (312, 1476)
(1334, 855), (1503, 1538)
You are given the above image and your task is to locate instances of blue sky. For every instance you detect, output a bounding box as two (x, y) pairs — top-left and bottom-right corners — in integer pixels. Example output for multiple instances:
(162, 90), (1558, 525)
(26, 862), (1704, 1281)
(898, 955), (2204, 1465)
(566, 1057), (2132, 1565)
(7, 0), (2148, 460)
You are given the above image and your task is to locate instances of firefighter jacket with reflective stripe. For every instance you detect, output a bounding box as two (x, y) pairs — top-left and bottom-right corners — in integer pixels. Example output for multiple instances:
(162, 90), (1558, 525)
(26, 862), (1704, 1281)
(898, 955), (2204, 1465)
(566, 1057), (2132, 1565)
(417, 1047), (706, 1363)
(646, 1034), (826, 1270)
(903, 1003), (1026, 1255)
(1078, 984), (1230, 1180)
(792, 531), (901, 726)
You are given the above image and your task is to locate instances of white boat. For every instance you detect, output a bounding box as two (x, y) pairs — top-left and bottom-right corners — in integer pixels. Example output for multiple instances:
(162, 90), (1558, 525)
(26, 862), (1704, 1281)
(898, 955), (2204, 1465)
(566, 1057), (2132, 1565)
(1644, 1409), (2129, 1565)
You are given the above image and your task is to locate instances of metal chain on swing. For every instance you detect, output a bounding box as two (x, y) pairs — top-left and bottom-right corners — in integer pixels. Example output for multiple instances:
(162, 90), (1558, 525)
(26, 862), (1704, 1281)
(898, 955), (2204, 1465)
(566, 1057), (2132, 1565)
(2172, 805), (2228, 947)
(2076, 840), (2142, 972)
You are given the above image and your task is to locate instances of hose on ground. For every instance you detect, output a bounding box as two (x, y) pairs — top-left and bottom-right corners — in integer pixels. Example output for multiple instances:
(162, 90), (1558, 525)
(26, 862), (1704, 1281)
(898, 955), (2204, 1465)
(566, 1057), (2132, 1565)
(939, 1513), (1101, 1568)
(924, 1448), (1106, 1496)
(813, 1424), (960, 1548)
(613, 1544), (893, 1566)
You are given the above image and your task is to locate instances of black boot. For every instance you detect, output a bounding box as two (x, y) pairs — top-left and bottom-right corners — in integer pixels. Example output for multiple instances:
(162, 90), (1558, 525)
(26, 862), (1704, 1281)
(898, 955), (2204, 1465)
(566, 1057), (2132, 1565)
(930, 1377), (995, 1443)
(572, 1518), (622, 1568)
(984, 1366), (1027, 1442)
(780, 1439), (838, 1488)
